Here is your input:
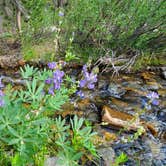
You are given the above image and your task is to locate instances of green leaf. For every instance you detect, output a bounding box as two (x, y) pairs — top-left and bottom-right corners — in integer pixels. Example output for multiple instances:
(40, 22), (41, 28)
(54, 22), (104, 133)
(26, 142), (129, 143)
(8, 138), (20, 145)
(7, 126), (19, 138)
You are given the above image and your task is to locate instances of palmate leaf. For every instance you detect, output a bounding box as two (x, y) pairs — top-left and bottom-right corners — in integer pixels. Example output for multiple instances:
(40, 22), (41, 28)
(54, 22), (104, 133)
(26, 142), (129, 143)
(8, 138), (20, 145)
(46, 89), (69, 111)
(0, 124), (6, 131)
(71, 116), (84, 132)
(35, 68), (53, 81)
(7, 126), (19, 138)
(18, 79), (44, 103)
(55, 116), (69, 132)
(31, 117), (50, 126)
(20, 64), (38, 79)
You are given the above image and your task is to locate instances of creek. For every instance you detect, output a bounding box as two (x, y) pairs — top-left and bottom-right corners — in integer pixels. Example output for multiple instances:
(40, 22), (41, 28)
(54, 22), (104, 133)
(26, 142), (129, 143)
(0, 67), (166, 166)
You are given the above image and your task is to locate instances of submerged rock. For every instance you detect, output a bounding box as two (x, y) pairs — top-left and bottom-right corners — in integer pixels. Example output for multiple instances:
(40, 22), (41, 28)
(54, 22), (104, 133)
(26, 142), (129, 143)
(99, 83), (126, 98)
(157, 109), (166, 122)
(97, 147), (115, 166)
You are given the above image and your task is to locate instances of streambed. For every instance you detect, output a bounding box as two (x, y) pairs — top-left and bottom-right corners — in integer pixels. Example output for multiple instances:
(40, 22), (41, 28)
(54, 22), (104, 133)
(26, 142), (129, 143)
(0, 67), (166, 166)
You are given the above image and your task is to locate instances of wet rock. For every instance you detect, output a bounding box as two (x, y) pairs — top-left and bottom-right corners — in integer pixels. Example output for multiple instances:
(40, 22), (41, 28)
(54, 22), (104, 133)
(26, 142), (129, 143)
(162, 71), (166, 80)
(75, 99), (100, 123)
(147, 139), (163, 159)
(158, 89), (166, 97)
(145, 81), (161, 90)
(99, 83), (126, 98)
(141, 72), (156, 81)
(97, 147), (115, 166)
(157, 109), (166, 122)
(113, 139), (153, 166)
(152, 159), (165, 166)
(107, 83), (126, 98)
(98, 79), (108, 90)
(111, 97), (129, 109)
(102, 105), (145, 131)
(102, 105), (158, 136)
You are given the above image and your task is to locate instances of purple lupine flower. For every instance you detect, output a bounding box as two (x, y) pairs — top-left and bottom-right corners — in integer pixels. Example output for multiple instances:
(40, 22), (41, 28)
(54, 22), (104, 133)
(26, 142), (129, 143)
(53, 70), (64, 81)
(80, 79), (87, 88)
(48, 62), (56, 69)
(76, 90), (85, 98)
(0, 90), (5, 107)
(48, 87), (55, 95)
(53, 80), (61, 90)
(0, 99), (5, 107)
(87, 83), (95, 89)
(79, 65), (97, 90)
(152, 99), (159, 106)
(45, 64), (65, 95)
(147, 92), (159, 99)
(146, 91), (159, 106)
(45, 78), (52, 84)
(59, 11), (64, 17)
(0, 90), (4, 96)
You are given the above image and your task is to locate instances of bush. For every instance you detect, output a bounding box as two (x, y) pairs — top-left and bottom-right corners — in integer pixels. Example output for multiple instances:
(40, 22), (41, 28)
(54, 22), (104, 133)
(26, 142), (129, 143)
(61, 0), (165, 58)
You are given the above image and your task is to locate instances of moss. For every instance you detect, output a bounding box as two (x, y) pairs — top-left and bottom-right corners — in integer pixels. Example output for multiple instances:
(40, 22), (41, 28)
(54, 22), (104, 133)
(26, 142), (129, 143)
(133, 52), (166, 71)
(22, 41), (55, 61)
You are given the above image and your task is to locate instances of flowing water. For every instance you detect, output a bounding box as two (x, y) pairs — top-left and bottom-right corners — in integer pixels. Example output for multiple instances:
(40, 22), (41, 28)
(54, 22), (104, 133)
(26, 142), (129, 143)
(0, 68), (166, 166)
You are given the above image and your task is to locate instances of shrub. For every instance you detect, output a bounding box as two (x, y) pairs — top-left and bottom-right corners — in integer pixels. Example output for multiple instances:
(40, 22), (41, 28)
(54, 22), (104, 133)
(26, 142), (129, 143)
(61, 0), (165, 58)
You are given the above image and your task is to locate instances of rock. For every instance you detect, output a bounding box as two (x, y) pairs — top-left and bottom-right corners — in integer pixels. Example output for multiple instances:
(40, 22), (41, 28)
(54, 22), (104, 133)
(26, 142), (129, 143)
(97, 147), (115, 166)
(99, 83), (126, 98)
(113, 139), (153, 166)
(0, 54), (25, 69)
(157, 109), (166, 122)
(107, 83), (126, 98)
(102, 105), (157, 136)
(162, 71), (166, 80)
(158, 89), (166, 97)
(145, 81), (161, 90)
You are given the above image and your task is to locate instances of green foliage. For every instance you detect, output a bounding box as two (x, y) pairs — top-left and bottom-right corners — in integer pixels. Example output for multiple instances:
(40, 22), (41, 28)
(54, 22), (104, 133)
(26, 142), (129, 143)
(22, 0), (55, 42)
(0, 101), (50, 165)
(18, 79), (45, 105)
(71, 116), (97, 157)
(113, 152), (128, 166)
(0, 62), (98, 165)
(62, 0), (165, 58)
(0, 64), (72, 165)
(45, 87), (69, 111)
(20, 64), (38, 79)
(1, 0), (165, 61)
(0, 147), (10, 166)
(65, 50), (80, 62)
(51, 116), (98, 165)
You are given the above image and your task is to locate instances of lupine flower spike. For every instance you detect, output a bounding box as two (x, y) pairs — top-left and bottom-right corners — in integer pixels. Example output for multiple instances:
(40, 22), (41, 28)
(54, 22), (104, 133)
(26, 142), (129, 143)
(46, 62), (64, 95)
(79, 65), (97, 90)
(0, 90), (5, 107)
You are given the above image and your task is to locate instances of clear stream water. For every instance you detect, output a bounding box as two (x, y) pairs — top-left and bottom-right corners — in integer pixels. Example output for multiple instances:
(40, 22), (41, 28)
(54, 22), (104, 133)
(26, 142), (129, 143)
(0, 68), (166, 166)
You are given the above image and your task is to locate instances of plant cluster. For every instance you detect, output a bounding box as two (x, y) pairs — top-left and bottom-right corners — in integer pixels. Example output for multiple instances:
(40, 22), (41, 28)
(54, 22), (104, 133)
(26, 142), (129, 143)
(2, 0), (164, 62)
(51, 116), (98, 165)
(0, 62), (98, 165)
(61, 0), (165, 58)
